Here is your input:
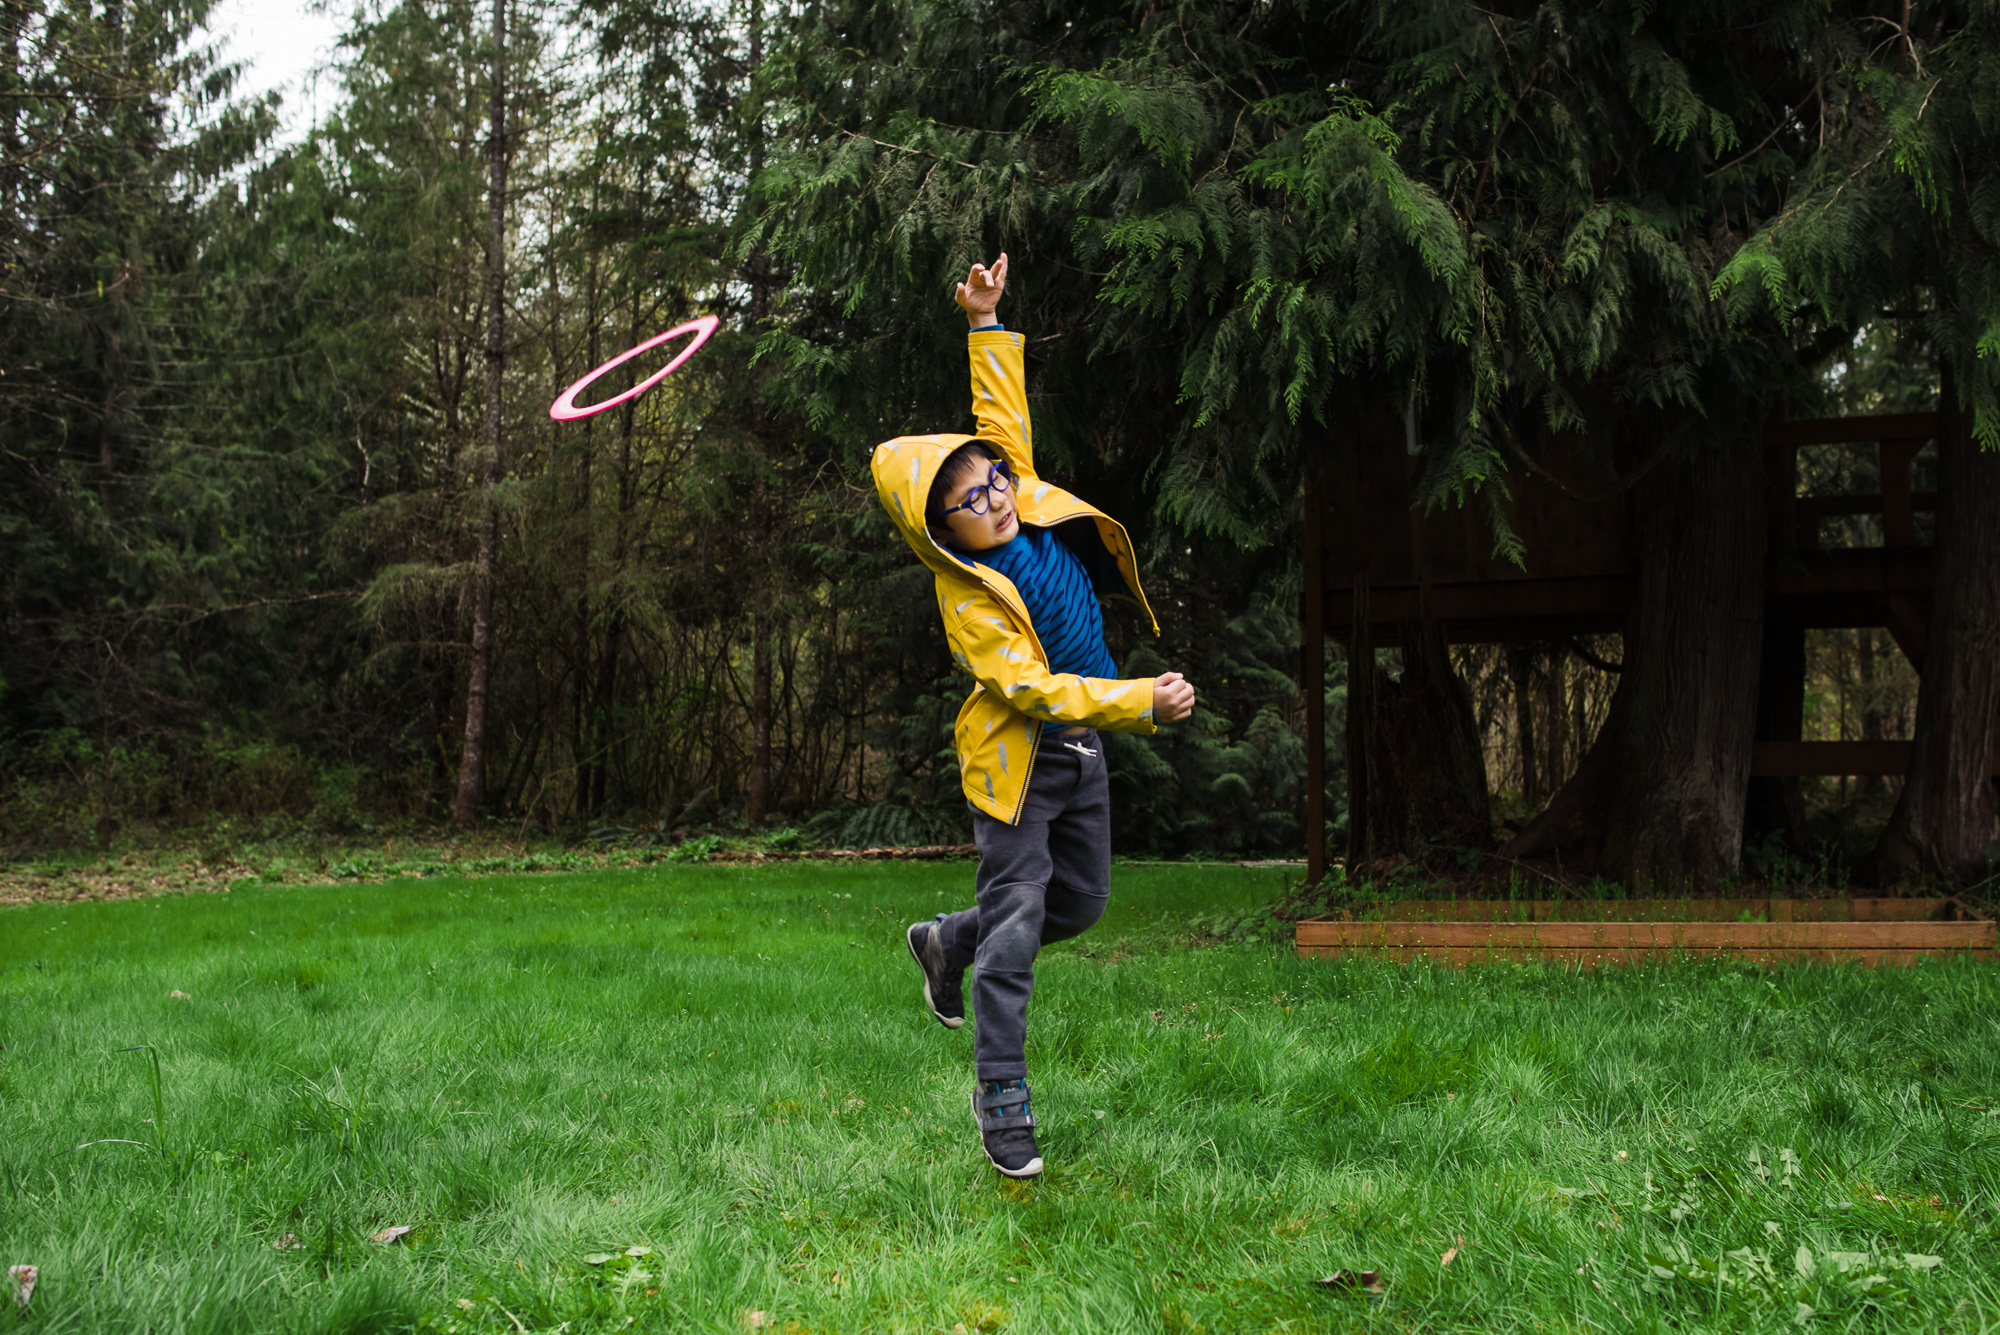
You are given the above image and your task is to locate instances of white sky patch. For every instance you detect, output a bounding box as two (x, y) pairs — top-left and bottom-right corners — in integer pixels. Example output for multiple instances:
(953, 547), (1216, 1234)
(202, 0), (349, 141)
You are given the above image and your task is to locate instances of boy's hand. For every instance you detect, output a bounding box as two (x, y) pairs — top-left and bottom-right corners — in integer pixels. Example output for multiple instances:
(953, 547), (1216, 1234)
(1152, 671), (1196, 724)
(955, 252), (1008, 326)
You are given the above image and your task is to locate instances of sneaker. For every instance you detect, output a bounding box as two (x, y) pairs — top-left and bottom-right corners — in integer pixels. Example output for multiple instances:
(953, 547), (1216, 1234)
(971, 1079), (1043, 1178)
(905, 915), (965, 1029)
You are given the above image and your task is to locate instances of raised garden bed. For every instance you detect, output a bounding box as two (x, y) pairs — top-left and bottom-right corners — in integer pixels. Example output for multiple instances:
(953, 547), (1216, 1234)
(1295, 898), (1995, 967)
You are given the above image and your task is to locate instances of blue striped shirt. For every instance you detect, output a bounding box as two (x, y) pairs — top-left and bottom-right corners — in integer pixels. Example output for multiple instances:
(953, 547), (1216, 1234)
(973, 525), (1117, 732)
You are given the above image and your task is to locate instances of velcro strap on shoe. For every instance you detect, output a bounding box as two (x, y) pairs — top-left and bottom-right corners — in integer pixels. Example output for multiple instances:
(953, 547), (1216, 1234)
(978, 1112), (1036, 1131)
(977, 1084), (1031, 1110)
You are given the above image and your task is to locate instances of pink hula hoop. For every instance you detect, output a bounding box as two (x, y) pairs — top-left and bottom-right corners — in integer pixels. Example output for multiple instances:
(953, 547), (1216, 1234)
(548, 315), (720, 422)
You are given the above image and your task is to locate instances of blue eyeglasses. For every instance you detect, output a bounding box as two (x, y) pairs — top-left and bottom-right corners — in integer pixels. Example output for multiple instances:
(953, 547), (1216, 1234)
(939, 461), (1014, 518)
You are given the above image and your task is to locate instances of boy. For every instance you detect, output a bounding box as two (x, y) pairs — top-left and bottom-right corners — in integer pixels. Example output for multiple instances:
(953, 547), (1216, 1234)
(870, 253), (1197, 1179)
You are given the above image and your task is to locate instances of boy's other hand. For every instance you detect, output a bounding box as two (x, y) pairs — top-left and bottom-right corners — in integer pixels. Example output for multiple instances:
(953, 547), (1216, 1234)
(956, 253), (1009, 326)
(1152, 671), (1196, 724)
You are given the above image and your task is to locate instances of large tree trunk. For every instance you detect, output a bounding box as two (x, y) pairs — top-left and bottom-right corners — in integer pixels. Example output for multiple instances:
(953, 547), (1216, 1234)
(1500, 441), (1765, 889)
(1878, 399), (2000, 883)
(453, 0), (507, 828)
(1598, 441), (1766, 889)
(1360, 590), (1492, 858)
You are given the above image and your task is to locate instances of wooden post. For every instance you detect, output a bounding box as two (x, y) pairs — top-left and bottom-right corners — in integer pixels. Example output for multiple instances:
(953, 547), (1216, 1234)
(1303, 475), (1326, 887)
(1881, 436), (1920, 547)
(1345, 571), (1373, 870)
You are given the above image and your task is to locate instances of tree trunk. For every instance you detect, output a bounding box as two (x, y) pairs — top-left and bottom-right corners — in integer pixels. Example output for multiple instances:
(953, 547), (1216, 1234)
(1854, 627), (1885, 805)
(1878, 398), (2000, 883)
(1598, 440), (1767, 889)
(570, 248), (600, 821)
(1362, 589), (1492, 858)
(1507, 646), (1539, 805)
(747, 619), (772, 824)
(1499, 440), (1766, 888)
(1543, 652), (1568, 790)
(589, 610), (623, 815)
(453, 0), (507, 828)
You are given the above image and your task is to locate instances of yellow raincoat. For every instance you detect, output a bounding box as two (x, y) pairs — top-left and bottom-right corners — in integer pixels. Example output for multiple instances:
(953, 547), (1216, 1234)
(871, 330), (1162, 825)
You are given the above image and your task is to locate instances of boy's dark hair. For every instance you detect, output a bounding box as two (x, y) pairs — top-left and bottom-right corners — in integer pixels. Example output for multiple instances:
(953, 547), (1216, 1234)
(925, 441), (1001, 533)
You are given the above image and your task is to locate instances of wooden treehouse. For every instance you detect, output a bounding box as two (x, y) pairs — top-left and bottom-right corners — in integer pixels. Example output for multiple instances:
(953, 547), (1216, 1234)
(1299, 403), (2000, 885)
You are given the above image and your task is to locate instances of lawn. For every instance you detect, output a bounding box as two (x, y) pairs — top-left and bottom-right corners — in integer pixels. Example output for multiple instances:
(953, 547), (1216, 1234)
(2, 861), (1996, 1334)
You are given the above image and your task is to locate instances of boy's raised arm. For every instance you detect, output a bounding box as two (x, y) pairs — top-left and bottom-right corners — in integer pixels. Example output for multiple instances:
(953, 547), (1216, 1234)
(956, 254), (1035, 477)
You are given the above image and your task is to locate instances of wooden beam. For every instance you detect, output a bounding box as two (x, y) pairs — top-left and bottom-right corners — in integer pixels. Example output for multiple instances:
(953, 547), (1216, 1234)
(1345, 572), (1372, 868)
(1883, 593), (1928, 668)
(1881, 437), (1922, 546)
(1763, 412), (1941, 448)
(1752, 741), (1911, 775)
(1750, 739), (2000, 776)
(1797, 491), (1939, 518)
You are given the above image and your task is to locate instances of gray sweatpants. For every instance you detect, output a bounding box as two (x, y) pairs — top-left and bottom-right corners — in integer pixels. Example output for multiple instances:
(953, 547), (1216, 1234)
(935, 728), (1112, 1080)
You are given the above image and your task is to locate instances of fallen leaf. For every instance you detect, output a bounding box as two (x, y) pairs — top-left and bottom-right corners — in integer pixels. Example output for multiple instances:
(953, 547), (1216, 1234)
(8, 1266), (35, 1311)
(1312, 1270), (1384, 1294)
(1441, 1234), (1463, 1267)
(370, 1225), (413, 1245)
(584, 1253), (617, 1266)
(169, 990), (190, 1000)
(272, 1233), (298, 1251)
(456, 1299), (475, 1310)
(624, 1245), (653, 1258)
(741, 1309), (773, 1329)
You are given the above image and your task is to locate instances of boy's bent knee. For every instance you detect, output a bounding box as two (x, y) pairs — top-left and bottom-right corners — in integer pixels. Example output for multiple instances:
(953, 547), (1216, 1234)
(976, 884), (1046, 972)
(1041, 889), (1108, 943)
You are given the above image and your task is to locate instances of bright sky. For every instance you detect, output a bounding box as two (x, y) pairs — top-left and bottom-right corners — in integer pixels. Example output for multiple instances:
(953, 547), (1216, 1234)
(202, 0), (350, 141)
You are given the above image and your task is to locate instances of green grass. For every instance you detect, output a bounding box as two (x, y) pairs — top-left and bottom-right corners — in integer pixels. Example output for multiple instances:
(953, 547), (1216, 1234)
(2, 863), (1997, 1334)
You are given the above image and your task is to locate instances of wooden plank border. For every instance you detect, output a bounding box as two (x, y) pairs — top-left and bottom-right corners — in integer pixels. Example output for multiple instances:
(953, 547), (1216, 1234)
(1295, 905), (1995, 967)
(1311, 897), (1964, 923)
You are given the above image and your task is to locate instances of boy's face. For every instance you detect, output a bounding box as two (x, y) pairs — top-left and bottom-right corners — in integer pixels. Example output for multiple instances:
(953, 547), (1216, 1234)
(939, 460), (1018, 552)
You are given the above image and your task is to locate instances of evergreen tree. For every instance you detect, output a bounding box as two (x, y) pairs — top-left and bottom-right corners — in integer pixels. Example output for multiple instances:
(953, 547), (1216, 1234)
(751, 0), (1990, 879)
(0, 0), (281, 835)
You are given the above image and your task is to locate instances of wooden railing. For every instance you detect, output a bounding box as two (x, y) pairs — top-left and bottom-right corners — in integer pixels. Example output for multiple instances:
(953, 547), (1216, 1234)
(1762, 410), (1938, 551)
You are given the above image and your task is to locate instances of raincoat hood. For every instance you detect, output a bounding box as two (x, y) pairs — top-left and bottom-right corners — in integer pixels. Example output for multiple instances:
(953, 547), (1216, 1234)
(871, 433), (991, 582)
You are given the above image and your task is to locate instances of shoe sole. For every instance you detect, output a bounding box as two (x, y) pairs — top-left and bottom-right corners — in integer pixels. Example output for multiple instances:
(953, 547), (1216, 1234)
(905, 923), (965, 1029)
(969, 1090), (1043, 1177)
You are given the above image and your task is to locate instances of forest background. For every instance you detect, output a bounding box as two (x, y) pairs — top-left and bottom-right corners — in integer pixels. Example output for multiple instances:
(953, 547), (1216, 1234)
(2, 0), (1996, 881)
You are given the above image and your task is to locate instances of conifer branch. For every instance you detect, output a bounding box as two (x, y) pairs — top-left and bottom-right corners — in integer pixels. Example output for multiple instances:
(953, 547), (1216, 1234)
(1707, 93), (1814, 179)
(811, 109), (983, 172)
